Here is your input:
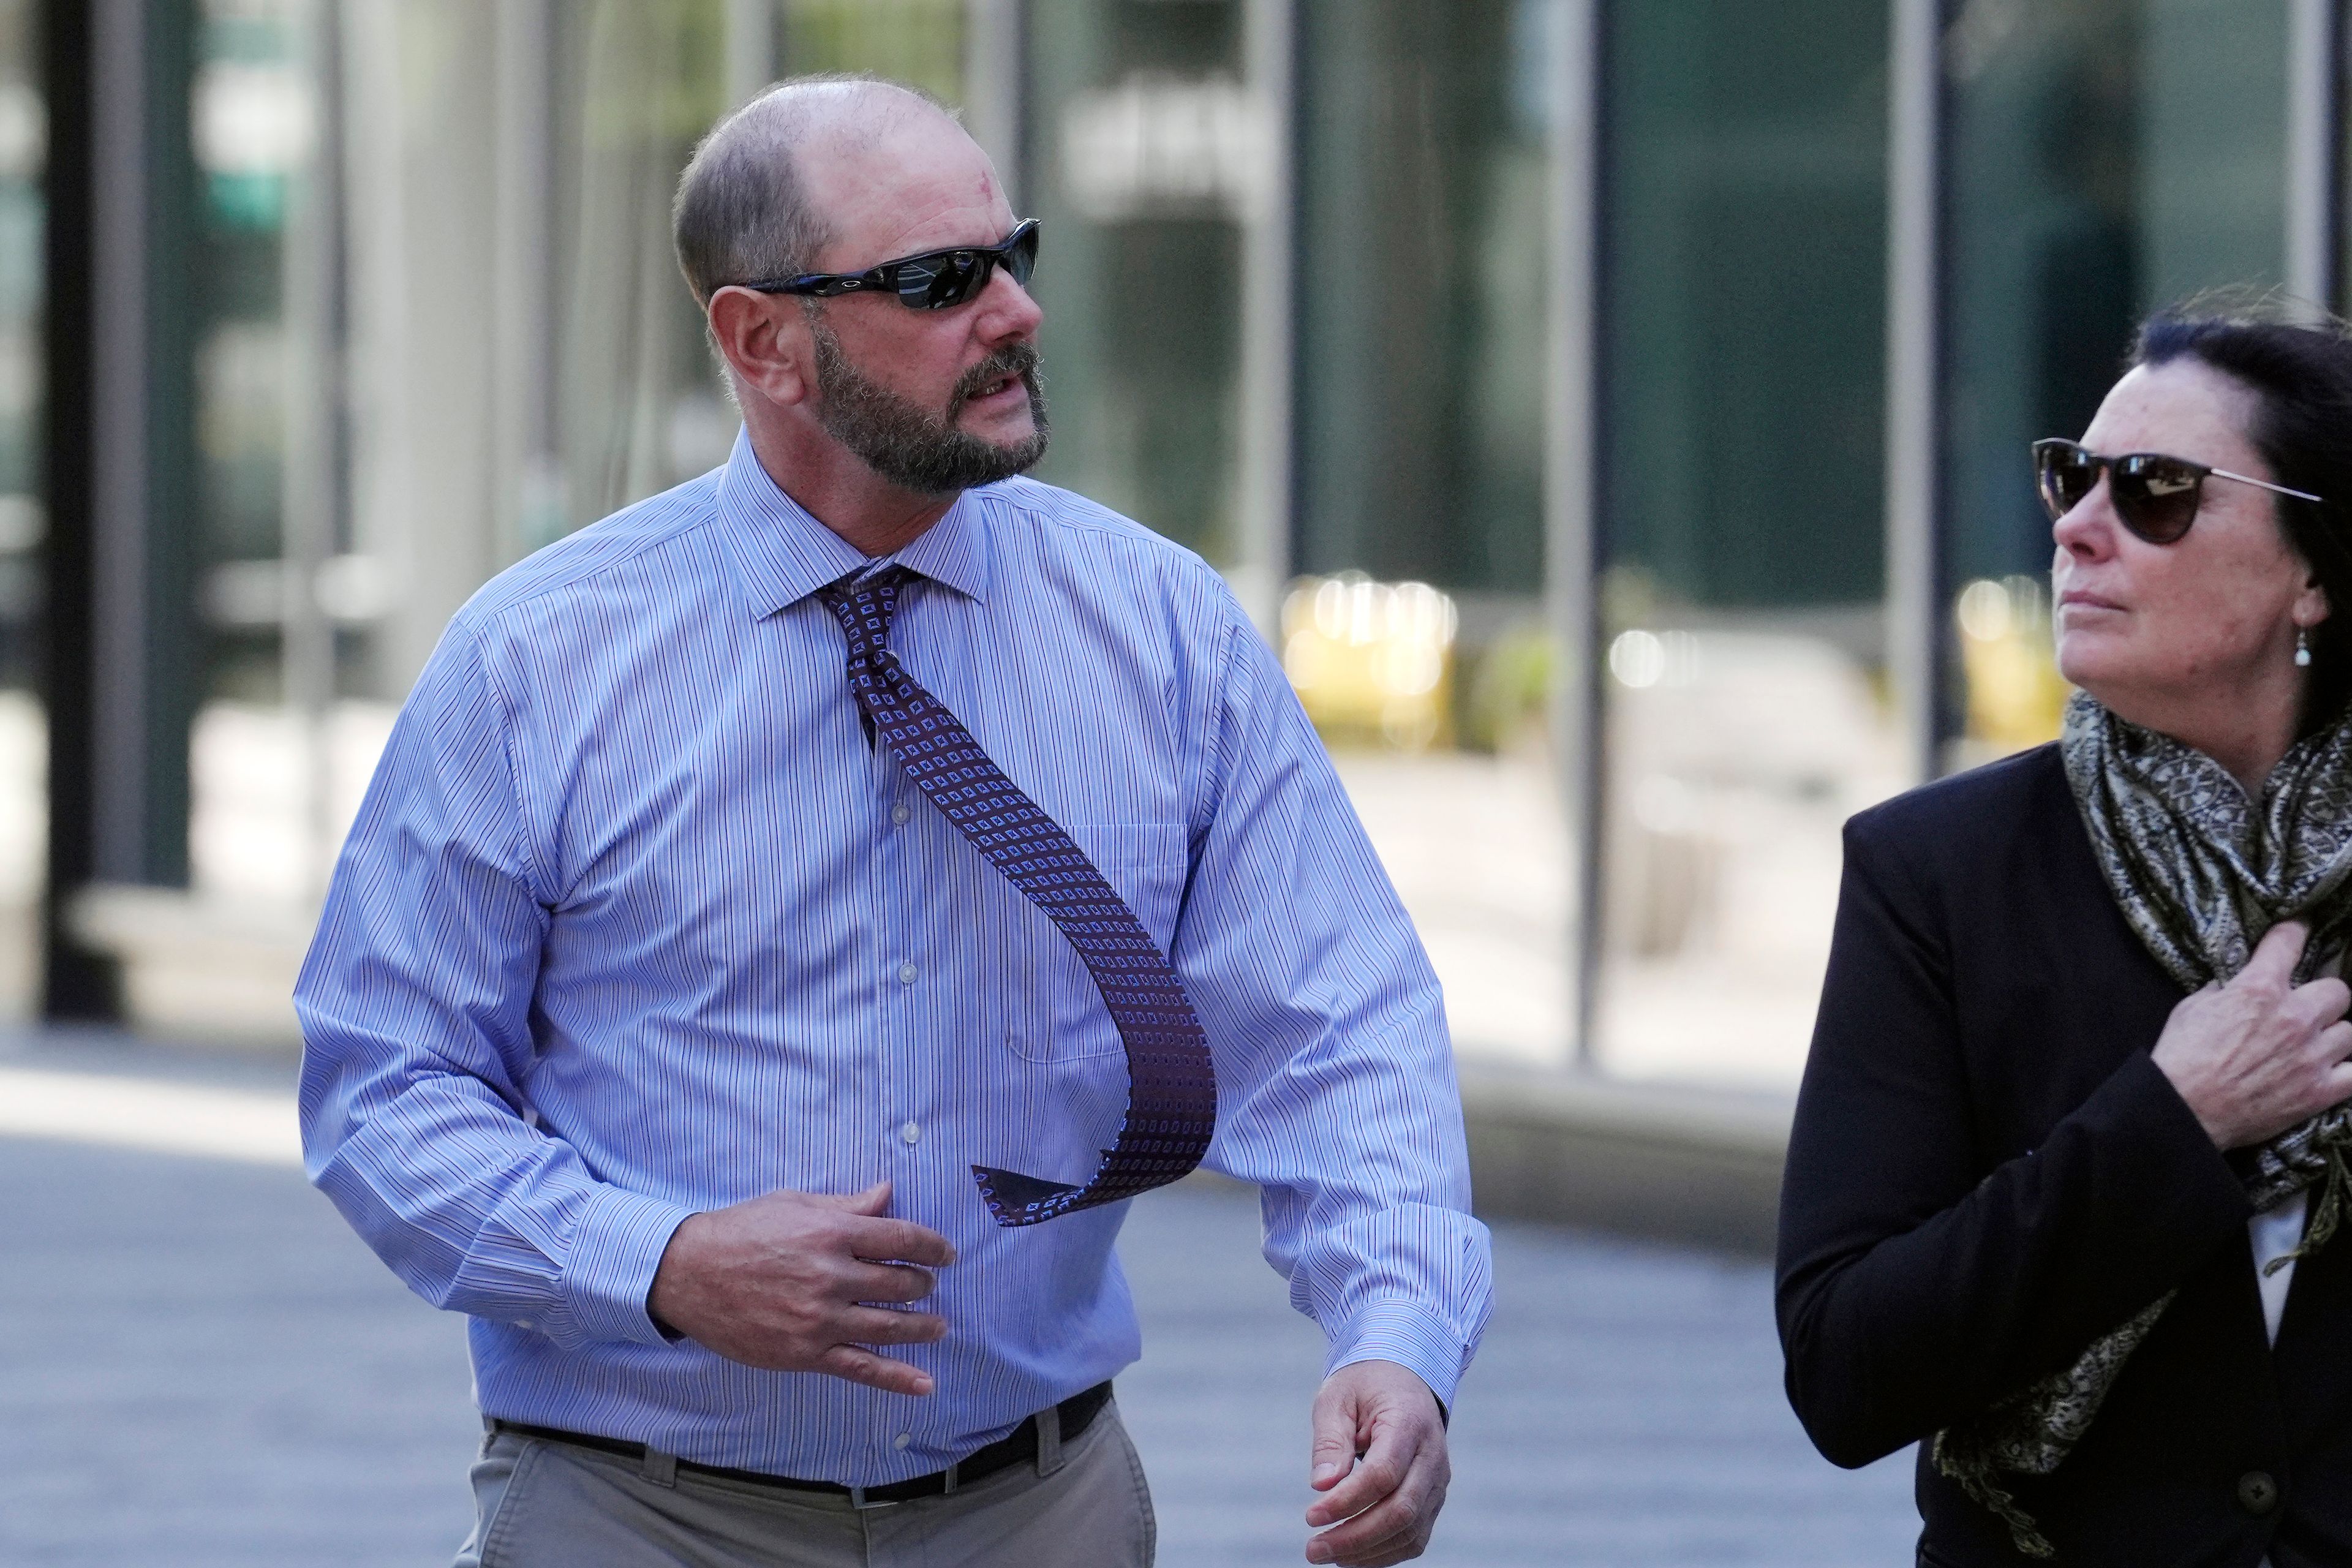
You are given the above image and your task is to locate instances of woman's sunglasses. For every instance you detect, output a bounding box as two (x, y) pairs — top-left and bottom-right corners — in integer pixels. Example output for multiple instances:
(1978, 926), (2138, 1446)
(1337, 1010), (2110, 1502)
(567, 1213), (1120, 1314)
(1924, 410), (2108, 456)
(738, 219), (1041, 311)
(2032, 437), (2324, 545)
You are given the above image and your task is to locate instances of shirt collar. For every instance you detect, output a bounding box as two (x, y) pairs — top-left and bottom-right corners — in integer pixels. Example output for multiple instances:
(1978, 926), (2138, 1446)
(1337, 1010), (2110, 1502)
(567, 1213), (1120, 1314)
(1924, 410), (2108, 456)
(715, 428), (992, 618)
(892, 489), (992, 606)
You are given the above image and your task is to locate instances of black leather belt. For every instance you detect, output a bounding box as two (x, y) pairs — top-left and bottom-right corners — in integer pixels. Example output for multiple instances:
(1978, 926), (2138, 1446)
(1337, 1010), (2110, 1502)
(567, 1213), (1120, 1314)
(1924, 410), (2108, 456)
(489, 1381), (1113, 1507)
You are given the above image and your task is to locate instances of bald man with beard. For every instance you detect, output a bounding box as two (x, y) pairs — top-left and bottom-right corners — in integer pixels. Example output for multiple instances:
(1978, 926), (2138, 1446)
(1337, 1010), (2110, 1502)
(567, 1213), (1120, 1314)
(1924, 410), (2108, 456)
(297, 76), (1491, 1568)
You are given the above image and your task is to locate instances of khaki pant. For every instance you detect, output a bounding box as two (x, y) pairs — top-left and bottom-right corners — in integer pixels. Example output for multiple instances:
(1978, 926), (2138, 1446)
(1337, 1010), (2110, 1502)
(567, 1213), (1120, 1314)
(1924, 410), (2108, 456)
(452, 1403), (1155, 1568)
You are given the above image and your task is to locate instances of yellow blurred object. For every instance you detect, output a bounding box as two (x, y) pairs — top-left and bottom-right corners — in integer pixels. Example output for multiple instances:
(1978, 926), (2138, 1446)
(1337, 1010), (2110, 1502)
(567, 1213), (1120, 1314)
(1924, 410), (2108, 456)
(1280, 573), (1458, 751)
(1956, 576), (2071, 753)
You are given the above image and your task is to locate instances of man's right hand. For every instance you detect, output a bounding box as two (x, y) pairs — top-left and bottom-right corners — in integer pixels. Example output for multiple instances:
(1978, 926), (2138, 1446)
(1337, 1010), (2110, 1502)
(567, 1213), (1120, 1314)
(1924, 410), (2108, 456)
(2154, 920), (2352, 1150)
(646, 1180), (956, 1395)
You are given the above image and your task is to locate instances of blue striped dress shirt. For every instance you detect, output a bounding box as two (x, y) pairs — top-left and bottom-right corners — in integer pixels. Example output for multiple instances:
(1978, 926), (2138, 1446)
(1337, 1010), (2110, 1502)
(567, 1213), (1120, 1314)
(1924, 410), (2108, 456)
(296, 430), (1493, 1483)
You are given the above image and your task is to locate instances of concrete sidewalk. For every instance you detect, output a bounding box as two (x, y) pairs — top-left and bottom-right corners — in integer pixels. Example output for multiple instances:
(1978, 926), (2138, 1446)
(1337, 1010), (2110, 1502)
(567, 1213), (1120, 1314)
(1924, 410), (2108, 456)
(0, 1036), (1915, 1566)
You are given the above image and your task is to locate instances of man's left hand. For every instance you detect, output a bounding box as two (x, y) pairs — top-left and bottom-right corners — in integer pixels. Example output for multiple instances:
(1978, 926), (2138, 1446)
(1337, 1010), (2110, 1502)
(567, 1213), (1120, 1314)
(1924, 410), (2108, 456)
(1302, 1359), (1450, 1566)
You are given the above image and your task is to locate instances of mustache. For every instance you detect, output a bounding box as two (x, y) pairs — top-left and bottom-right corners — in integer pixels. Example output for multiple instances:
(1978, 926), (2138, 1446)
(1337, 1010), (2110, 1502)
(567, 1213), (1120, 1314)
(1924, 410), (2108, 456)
(948, 342), (1042, 415)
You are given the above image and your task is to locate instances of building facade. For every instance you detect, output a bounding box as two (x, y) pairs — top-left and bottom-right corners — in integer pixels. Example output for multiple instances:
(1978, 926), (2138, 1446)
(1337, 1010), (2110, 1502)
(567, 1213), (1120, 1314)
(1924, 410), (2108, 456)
(24, 0), (2345, 1085)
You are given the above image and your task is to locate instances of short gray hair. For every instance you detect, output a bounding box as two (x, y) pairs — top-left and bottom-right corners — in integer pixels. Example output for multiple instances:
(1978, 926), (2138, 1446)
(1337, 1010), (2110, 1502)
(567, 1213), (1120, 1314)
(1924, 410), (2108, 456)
(671, 74), (959, 306)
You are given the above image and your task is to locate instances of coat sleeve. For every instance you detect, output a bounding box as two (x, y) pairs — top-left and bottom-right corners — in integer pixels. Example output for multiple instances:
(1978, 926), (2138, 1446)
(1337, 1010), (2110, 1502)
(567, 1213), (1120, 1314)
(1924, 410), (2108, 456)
(1773, 812), (2251, 1468)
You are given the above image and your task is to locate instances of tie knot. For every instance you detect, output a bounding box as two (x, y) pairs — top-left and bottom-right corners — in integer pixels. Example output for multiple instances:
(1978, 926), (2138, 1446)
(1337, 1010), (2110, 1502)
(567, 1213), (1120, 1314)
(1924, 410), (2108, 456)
(819, 565), (914, 649)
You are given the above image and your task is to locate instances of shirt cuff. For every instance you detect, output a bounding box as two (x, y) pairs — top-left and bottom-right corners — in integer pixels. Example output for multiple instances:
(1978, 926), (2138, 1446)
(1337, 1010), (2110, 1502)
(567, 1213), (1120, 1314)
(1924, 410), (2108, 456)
(1325, 1300), (1472, 1410)
(554, 1185), (697, 1348)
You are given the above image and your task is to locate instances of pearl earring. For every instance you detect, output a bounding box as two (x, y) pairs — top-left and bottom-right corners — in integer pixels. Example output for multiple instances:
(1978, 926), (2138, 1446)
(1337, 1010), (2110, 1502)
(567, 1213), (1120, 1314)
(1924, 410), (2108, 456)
(2297, 627), (2313, 668)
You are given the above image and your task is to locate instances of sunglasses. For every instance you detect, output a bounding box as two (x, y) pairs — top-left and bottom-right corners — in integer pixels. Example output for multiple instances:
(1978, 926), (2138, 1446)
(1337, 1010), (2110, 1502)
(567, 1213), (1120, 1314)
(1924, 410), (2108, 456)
(737, 219), (1041, 311)
(2032, 437), (2324, 545)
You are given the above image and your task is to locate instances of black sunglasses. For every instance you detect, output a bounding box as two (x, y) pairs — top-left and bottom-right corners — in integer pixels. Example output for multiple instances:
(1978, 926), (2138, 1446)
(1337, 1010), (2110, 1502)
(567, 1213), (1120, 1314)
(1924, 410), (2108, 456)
(736, 219), (1040, 311)
(2032, 437), (2324, 545)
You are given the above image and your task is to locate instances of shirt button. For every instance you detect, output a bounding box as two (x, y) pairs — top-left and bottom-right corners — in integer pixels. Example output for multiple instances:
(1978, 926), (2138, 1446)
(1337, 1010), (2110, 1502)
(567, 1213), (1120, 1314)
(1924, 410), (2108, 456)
(900, 1121), (921, 1145)
(899, 962), (919, 984)
(2238, 1470), (2280, 1514)
(892, 803), (911, 824)
(894, 1433), (912, 1450)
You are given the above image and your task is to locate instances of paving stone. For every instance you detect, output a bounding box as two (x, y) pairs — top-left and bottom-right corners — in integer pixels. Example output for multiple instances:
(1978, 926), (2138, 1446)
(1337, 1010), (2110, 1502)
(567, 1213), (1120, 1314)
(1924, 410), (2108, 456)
(0, 1039), (1917, 1566)
(1116, 1182), (1917, 1566)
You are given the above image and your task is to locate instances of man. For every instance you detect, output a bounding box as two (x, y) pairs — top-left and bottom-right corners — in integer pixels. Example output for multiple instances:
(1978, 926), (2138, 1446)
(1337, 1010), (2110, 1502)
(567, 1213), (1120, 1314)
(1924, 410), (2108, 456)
(297, 76), (1490, 1568)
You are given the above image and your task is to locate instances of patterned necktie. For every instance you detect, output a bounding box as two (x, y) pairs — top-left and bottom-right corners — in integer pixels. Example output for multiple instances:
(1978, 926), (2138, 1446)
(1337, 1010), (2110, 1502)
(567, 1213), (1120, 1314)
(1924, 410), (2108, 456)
(817, 565), (1216, 1226)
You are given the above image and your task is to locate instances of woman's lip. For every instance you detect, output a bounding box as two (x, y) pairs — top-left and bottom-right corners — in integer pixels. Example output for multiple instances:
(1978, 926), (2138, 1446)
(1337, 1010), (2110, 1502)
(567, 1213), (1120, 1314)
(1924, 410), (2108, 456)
(2059, 591), (2124, 612)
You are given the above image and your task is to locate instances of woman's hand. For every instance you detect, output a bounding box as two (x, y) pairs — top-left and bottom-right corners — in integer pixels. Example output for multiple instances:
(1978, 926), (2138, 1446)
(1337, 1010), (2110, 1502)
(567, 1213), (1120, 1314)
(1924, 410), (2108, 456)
(2152, 920), (2352, 1149)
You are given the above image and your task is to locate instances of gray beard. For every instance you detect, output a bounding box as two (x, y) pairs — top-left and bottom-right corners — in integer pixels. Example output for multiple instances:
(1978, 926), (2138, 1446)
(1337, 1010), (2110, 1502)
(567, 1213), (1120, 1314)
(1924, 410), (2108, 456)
(809, 324), (1050, 495)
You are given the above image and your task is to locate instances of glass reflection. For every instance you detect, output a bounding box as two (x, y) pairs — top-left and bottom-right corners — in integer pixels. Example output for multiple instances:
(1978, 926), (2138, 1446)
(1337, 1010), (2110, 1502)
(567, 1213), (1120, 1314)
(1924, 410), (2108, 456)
(1026, 0), (1246, 565)
(1594, 0), (1898, 1088)
(0, 0), (31, 1014)
(135, 0), (980, 1038)
(1290, 1), (1568, 1069)
(1940, 0), (2287, 767)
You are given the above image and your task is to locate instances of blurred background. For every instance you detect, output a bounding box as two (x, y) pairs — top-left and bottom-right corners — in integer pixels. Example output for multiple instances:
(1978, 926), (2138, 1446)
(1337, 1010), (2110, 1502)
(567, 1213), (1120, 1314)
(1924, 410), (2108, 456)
(13, 0), (2331, 1093)
(0, 2), (2339, 1562)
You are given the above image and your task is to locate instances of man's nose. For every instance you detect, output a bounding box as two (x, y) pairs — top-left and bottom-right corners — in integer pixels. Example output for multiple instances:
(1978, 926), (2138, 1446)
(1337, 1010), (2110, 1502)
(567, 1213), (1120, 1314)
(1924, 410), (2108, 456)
(973, 265), (1043, 342)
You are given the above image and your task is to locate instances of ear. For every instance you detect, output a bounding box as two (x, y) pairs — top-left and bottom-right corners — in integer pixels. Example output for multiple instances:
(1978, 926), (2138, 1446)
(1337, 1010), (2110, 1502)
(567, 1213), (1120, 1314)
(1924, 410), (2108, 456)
(707, 287), (817, 410)
(2295, 570), (2332, 631)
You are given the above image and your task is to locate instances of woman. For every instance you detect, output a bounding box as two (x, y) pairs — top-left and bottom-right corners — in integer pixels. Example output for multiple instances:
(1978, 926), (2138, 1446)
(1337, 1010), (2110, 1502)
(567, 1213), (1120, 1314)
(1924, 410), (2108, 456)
(1779, 307), (2352, 1568)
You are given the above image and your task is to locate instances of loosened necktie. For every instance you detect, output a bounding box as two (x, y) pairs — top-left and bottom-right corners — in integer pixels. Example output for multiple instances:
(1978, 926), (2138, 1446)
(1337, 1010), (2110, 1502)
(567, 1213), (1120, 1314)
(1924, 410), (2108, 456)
(817, 565), (1216, 1226)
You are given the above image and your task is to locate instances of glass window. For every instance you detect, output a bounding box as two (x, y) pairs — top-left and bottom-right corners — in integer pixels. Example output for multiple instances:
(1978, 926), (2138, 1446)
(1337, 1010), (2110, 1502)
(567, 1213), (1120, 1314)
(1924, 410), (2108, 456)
(189, 0), (324, 908)
(549, 0), (734, 540)
(0, 0), (32, 1012)
(778, 0), (965, 100)
(165, 0), (985, 952)
(1939, 0), (2289, 766)
(194, 0), (303, 698)
(1289, 0), (1569, 1068)
(1294, 0), (1553, 595)
(552, 0), (970, 542)
(1593, 0), (1899, 1087)
(1025, 0), (1247, 567)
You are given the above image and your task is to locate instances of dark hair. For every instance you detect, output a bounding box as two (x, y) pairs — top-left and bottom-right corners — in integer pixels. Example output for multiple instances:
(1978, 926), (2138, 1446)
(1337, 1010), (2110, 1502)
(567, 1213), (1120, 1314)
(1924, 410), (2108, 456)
(2134, 303), (2352, 731)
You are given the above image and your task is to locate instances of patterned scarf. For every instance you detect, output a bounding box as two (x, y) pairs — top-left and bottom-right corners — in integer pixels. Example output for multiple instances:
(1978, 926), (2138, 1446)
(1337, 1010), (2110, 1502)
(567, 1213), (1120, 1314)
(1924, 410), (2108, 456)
(1933, 690), (2352, 1558)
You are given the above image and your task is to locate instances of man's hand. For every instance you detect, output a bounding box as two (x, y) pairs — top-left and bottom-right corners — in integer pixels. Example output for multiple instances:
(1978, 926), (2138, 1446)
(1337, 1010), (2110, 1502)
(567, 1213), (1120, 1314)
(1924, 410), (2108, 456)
(645, 1180), (956, 1395)
(1302, 1360), (1450, 1566)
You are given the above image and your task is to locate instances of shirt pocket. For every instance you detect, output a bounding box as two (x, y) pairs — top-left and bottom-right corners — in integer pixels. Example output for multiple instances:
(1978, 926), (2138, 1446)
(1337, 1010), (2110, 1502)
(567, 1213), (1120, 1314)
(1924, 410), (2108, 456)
(1006, 822), (1189, 1063)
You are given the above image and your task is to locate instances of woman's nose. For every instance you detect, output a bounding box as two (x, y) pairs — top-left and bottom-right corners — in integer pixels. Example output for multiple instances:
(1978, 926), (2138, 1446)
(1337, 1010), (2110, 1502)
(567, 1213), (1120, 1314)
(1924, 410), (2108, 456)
(2052, 481), (2117, 559)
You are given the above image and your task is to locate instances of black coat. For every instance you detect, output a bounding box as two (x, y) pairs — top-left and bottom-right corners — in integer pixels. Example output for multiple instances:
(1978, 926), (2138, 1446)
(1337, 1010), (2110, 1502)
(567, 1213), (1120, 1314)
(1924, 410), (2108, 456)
(1777, 742), (2352, 1567)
